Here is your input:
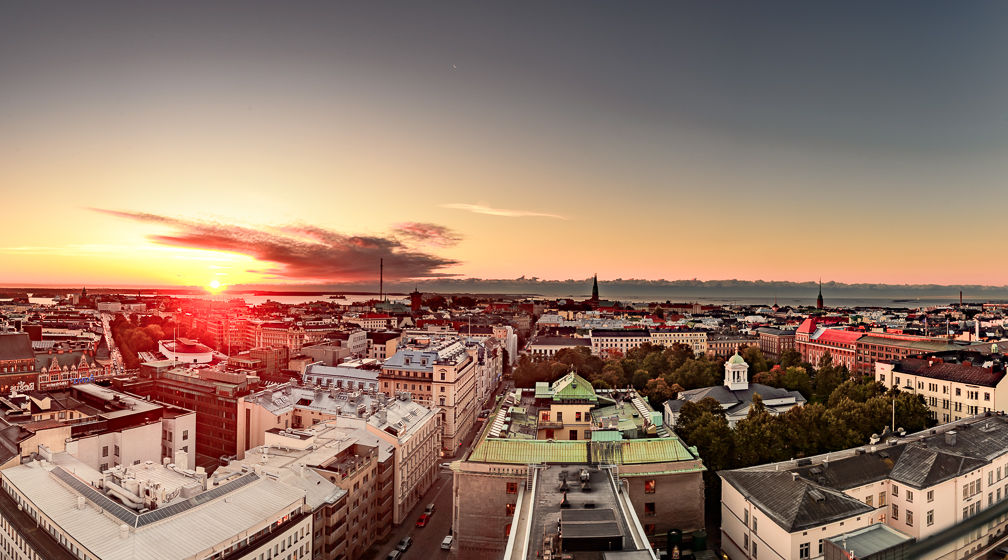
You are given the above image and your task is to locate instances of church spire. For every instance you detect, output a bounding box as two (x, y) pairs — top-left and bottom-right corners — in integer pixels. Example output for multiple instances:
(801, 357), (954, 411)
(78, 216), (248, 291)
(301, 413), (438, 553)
(591, 274), (599, 303)
(816, 278), (824, 310)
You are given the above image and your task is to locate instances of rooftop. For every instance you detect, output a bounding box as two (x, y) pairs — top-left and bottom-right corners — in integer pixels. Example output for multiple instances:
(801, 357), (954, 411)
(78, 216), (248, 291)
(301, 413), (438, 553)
(2, 453), (306, 560)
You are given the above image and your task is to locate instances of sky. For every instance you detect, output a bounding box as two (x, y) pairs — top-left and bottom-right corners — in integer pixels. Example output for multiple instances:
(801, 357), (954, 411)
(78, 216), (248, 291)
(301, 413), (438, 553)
(3, 1), (1008, 289)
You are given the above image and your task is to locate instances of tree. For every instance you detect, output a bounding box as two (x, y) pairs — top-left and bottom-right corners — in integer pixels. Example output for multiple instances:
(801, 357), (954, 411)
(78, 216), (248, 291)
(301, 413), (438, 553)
(778, 348), (802, 369)
(780, 366), (813, 399)
(675, 397), (727, 441)
(644, 377), (678, 407)
(752, 365), (784, 388)
(827, 378), (885, 408)
(813, 352), (845, 403)
(741, 346), (769, 373)
(733, 394), (788, 467)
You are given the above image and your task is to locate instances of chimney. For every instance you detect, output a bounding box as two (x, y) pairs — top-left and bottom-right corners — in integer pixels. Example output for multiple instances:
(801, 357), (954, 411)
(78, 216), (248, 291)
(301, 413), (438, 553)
(946, 430), (957, 446)
(120, 524), (130, 540)
(77, 496), (86, 510)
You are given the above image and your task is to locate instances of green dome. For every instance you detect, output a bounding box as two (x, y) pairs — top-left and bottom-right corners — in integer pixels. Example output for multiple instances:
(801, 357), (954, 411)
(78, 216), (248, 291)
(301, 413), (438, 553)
(728, 353), (747, 366)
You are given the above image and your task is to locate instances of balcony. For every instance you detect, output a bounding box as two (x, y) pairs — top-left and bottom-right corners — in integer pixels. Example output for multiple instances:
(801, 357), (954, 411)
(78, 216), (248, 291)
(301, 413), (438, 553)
(538, 420), (563, 429)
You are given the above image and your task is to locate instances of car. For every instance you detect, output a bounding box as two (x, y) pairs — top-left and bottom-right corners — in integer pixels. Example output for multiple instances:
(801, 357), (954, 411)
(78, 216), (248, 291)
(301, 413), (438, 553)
(441, 535), (454, 550)
(425, 503), (436, 516)
(396, 536), (413, 552)
(416, 513), (429, 527)
(386, 551), (402, 560)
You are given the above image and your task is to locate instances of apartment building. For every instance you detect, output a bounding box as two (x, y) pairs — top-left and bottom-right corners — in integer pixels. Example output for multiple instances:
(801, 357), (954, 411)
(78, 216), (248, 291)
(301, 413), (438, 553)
(649, 328), (709, 355)
(528, 336), (591, 360)
(0, 451), (312, 560)
(590, 329), (650, 357)
(755, 327), (795, 361)
(721, 414), (1008, 560)
(237, 383), (441, 526)
(875, 351), (1008, 424)
(381, 337), (477, 455)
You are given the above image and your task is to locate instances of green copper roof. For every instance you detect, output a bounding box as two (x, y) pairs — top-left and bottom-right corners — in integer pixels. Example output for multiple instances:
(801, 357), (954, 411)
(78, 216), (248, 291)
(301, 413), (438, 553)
(551, 372), (597, 402)
(468, 436), (697, 465)
(591, 430), (623, 442)
(728, 353), (747, 365)
(534, 381), (552, 399)
(469, 439), (588, 464)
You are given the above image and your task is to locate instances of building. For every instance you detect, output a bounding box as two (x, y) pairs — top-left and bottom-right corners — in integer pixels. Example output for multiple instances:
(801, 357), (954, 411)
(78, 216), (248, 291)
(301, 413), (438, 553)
(649, 328), (708, 355)
(302, 359), (380, 391)
(215, 431), (350, 560)
(755, 327), (796, 361)
(822, 524), (914, 560)
(590, 329), (650, 358)
(795, 318), (860, 371)
(664, 353), (806, 428)
(366, 331), (401, 361)
(854, 334), (963, 376)
(236, 383), (441, 526)
(0, 333), (38, 394)
(875, 351), (1008, 424)
(158, 338), (214, 364)
(0, 451), (312, 560)
(720, 414), (1008, 560)
(0, 383), (199, 472)
(381, 337), (477, 455)
(502, 464), (657, 560)
(706, 335), (759, 358)
(453, 373), (706, 557)
(115, 365), (259, 466)
(528, 336), (591, 360)
(347, 313), (395, 331)
(35, 340), (110, 391)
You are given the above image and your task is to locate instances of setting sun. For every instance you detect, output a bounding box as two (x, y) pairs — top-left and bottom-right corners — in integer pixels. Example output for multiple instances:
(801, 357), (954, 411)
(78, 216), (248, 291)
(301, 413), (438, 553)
(208, 279), (223, 292)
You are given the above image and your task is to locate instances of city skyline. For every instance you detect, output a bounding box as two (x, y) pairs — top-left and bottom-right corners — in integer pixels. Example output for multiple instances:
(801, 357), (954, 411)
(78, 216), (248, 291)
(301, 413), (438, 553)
(5, 1), (1008, 289)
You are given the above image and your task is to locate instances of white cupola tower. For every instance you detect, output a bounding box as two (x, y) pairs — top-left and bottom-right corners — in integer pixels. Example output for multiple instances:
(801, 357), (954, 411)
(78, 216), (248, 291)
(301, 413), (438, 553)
(724, 352), (749, 391)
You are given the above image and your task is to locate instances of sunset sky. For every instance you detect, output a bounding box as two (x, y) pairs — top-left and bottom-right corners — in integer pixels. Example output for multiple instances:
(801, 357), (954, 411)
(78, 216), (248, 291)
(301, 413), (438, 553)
(3, 1), (1008, 289)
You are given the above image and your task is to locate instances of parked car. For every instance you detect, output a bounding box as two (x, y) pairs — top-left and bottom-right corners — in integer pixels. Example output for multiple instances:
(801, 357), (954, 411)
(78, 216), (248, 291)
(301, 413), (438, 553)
(396, 536), (413, 552)
(425, 503), (436, 516)
(416, 513), (429, 527)
(386, 550), (402, 560)
(441, 535), (454, 550)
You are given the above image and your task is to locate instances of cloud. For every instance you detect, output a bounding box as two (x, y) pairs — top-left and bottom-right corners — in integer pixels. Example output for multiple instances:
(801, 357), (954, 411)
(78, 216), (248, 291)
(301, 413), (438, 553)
(392, 222), (462, 247)
(90, 209), (461, 281)
(443, 203), (567, 220)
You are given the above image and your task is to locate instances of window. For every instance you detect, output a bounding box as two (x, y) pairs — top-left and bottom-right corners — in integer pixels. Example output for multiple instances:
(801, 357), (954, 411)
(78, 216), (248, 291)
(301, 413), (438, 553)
(752, 516), (757, 533)
(744, 534), (749, 551)
(818, 539), (824, 555)
(892, 484), (898, 496)
(506, 482), (518, 494)
(927, 510), (934, 526)
(865, 495), (873, 507)
(799, 542), (810, 559)
(644, 523), (655, 534)
(644, 502), (655, 516)
(927, 490), (934, 502)
(906, 489), (913, 503)
(744, 509), (749, 526)
(182, 430), (188, 440)
(752, 541), (757, 558)
(100, 463), (108, 472)
(892, 504), (899, 519)
(956, 388), (961, 396)
(906, 510), (913, 526)
(879, 492), (886, 506)
(102, 446), (108, 457)
(644, 480), (655, 494)
(114, 445), (120, 457)
(505, 503), (516, 515)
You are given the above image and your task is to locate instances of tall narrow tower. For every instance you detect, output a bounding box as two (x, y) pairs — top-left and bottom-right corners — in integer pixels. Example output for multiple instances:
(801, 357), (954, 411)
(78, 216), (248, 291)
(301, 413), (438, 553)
(591, 274), (599, 304)
(816, 279), (824, 310)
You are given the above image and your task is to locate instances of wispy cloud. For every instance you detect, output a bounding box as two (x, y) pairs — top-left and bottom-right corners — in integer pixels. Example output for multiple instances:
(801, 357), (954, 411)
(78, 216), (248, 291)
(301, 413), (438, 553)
(392, 222), (462, 247)
(90, 209), (461, 281)
(443, 203), (567, 220)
